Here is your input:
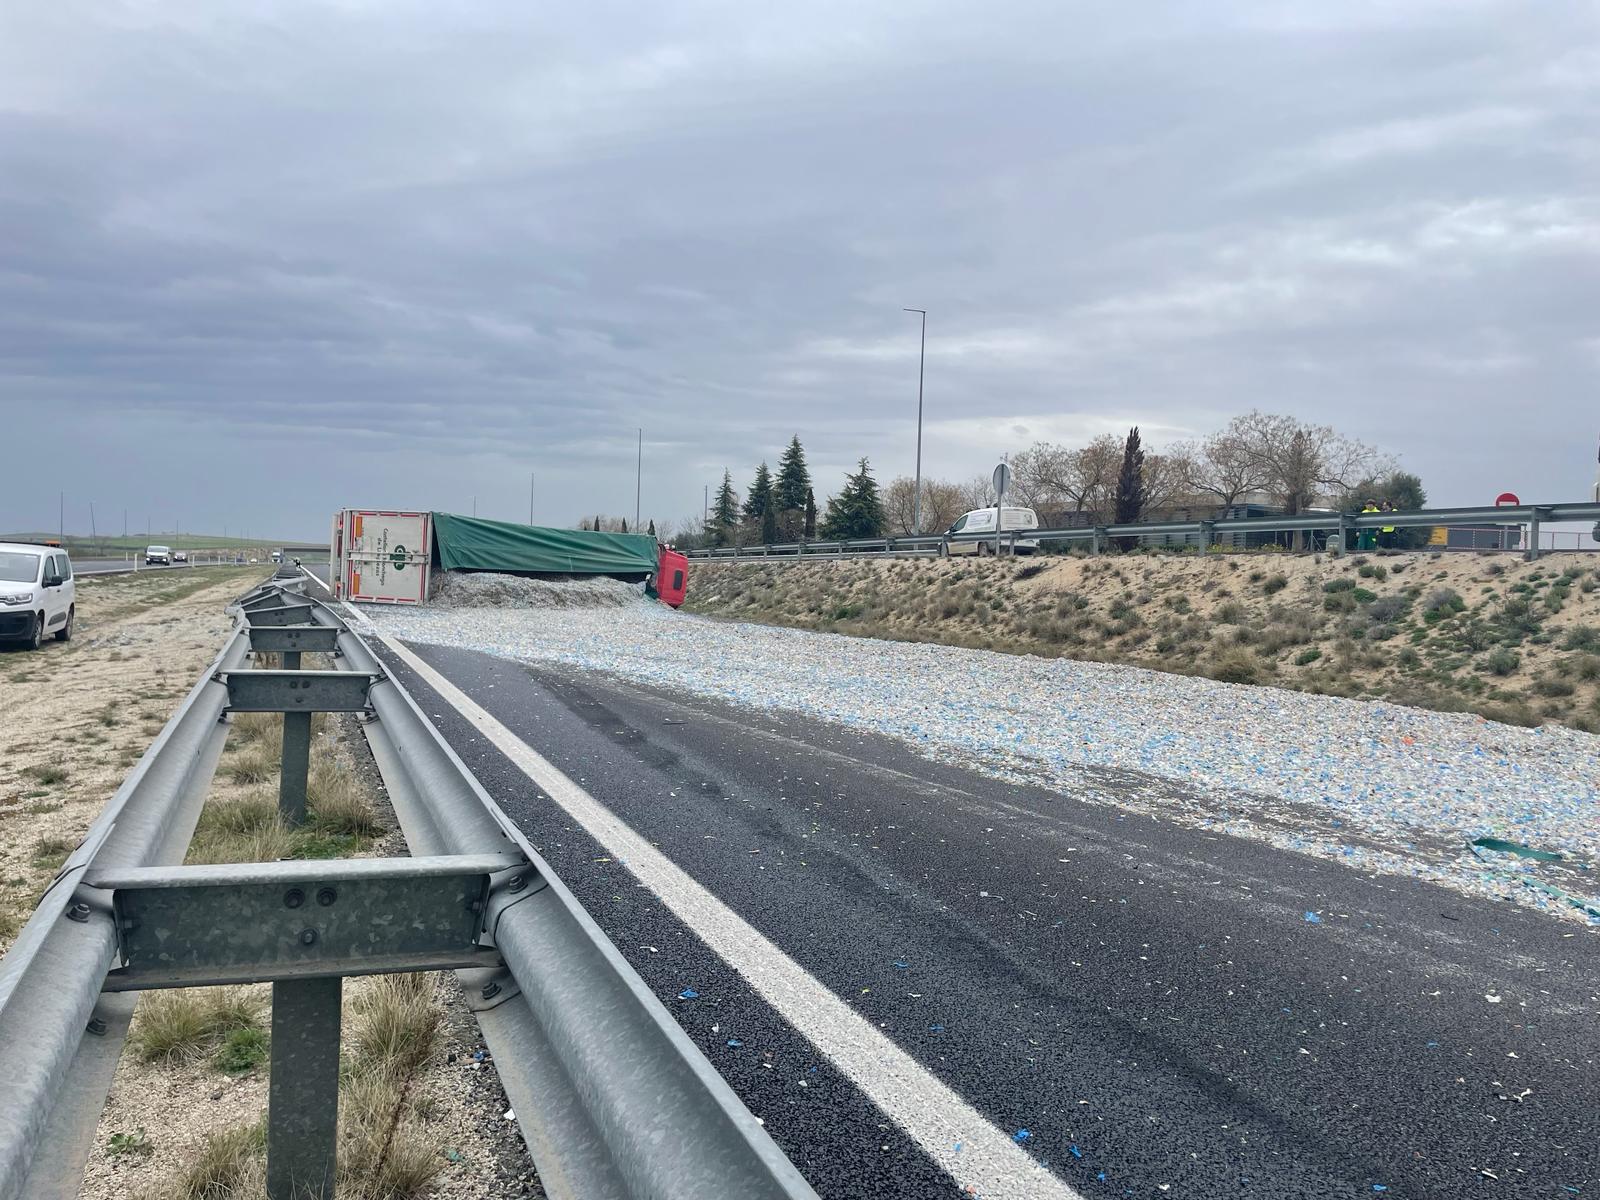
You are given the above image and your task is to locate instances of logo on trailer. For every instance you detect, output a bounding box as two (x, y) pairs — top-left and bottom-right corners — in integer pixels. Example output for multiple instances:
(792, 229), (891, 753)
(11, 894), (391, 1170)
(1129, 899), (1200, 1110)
(391, 544), (408, 572)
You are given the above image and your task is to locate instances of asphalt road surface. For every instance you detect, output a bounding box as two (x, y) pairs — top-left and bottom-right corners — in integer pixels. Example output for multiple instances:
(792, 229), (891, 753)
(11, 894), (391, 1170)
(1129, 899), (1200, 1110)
(354, 632), (1598, 1200)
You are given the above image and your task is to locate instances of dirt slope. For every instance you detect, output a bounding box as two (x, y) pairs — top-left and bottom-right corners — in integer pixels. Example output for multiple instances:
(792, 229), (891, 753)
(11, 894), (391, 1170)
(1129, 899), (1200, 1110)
(685, 550), (1600, 730)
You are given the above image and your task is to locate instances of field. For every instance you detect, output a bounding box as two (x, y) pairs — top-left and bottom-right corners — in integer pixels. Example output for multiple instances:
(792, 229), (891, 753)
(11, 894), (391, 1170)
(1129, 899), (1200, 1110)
(1, 531), (310, 557)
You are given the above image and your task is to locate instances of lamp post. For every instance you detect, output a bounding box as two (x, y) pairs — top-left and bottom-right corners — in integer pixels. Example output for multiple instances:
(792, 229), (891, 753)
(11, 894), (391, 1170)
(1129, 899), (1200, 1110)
(635, 428), (643, 530)
(903, 308), (926, 534)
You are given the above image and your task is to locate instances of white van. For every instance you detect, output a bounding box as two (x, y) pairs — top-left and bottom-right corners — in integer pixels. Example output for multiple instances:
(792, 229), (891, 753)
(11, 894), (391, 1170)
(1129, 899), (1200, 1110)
(0, 542), (76, 648)
(944, 507), (1040, 556)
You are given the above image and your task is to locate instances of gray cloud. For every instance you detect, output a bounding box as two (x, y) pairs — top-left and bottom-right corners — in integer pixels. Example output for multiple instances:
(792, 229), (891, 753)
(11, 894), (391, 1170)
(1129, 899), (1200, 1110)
(1, 0), (1596, 538)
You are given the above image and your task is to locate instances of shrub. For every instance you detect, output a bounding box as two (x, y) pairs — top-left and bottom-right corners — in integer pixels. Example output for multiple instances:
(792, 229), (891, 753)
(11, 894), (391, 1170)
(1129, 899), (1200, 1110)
(1214, 601), (1247, 625)
(1295, 648), (1322, 666)
(1366, 595), (1409, 623)
(1481, 647), (1519, 676)
(1357, 564), (1388, 581)
(1563, 626), (1600, 653)
(1324, 592), (1357, 614)
(1533, 676), (1576, 698)
(1208, 652), (1260, 685)
(1422, 588), (1465, 622)
(1262, 574), (1288, 596)
(1352, 588), (1377, 604)
(1323, 578), (1356, 593)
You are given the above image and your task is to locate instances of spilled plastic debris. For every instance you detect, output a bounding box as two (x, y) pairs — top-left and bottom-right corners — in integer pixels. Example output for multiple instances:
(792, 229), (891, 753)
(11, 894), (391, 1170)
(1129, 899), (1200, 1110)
(363, 601), (1600, 922)
(427, 570), (648, 609)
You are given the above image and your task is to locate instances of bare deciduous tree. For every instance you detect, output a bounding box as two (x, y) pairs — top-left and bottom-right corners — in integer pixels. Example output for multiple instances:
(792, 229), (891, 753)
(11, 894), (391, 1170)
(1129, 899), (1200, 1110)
(885, 477), (969, 535)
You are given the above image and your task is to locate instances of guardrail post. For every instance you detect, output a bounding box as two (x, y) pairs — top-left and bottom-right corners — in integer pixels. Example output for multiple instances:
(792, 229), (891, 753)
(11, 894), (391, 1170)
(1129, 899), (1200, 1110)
(1091, 526), (1105, 555)
(1526, 508), (1549, 561)
(280, 710), (312, 825)
(267, 976), (342, 1200)
(1197, 520), (1215, 553)
(1333, 514), (1352, 556)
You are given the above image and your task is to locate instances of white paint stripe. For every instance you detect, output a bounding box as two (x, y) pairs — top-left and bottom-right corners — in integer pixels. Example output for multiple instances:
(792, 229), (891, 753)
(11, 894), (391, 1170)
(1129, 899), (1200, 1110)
(373, 629), (1084, 1200)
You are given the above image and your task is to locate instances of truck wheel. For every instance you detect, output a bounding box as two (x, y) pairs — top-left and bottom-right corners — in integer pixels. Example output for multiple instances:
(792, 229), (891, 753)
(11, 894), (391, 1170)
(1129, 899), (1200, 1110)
(977, 543), (991, 557)
(55, 605), (74, 642)
(26, 614), (43, 651)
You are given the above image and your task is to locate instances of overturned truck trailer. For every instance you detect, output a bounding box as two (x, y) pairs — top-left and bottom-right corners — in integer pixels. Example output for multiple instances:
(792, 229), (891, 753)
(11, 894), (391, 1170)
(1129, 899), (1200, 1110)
(330, 509), (689, 607)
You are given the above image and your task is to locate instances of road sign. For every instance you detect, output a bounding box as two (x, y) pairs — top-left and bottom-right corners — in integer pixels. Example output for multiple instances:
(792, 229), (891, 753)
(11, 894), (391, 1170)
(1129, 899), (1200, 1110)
(992, 462), (1011, 499)
(1495, 492), (1520, 507)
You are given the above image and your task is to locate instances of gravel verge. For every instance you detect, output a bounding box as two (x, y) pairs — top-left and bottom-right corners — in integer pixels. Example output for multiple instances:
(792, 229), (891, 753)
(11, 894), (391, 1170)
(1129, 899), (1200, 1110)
(362, 584), (1600, 922)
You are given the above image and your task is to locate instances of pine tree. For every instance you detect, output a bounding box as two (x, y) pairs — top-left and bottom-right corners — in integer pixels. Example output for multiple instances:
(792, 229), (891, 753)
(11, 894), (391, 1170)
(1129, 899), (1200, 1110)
(1114, 426), (1145, 550)
(819, 458), (886, 540)
(705, 470), (739, 547)
(621, 517), (628, 533)
(742, 462), (774, 523)
(775, 436), (812, 538)
(761, 502), (778, 546)
(647, 519), (657, 538)
(804, 488), (817, 539)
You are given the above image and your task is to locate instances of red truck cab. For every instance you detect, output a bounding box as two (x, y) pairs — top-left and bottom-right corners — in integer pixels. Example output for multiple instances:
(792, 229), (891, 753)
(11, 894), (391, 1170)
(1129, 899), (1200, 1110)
(655, 547), (688, 608)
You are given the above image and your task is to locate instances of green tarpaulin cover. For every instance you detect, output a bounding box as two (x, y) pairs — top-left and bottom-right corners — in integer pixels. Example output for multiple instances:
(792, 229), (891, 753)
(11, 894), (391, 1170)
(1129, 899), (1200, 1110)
(431, 513), (658, 577)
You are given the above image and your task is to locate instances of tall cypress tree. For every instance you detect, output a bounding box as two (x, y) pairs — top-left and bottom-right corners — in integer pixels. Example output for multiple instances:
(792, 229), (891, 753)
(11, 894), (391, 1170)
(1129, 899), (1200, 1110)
(705, 470), (739, 547)
(647, 519), (657, 537)
(742, 462), (774, 523)
(775, 436), (812, 538)
(761, 502), (778, 546)
(803, 488), (817, 539)
(1114, 426), (1145, 550)
(775, 436), (811, 510)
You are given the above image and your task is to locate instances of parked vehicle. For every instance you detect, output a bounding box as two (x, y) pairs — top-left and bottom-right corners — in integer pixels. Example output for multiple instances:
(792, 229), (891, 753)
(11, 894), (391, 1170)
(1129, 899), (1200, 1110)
(0, 542), (75, 649)
(145, 544), (172, 565)
(943, 507), (1040, 556)
(172, 550), (188, 563)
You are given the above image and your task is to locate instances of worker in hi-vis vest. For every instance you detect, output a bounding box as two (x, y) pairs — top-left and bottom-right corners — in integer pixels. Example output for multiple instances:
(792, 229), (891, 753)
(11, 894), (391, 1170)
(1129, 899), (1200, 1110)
(1358, 500), (1379, 551)
(1379, 500), (1397, 550)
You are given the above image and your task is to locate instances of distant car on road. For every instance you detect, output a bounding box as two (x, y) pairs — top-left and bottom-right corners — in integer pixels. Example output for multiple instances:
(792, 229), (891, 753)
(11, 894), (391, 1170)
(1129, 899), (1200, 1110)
(145, 544), (172, 565)
(172, 550), (188, 564)
(270, 550), (283, 563)
(0, 542), (75, 649)
(943, 507), (1040, 556)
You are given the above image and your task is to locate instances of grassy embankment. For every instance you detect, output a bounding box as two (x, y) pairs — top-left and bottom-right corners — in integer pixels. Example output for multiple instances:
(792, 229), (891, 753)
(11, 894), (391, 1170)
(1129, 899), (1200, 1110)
(685, 551), (1600, 731)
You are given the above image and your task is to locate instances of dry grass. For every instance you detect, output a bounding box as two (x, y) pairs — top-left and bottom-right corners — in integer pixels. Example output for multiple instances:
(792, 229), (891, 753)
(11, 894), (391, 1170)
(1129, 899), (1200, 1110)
(130, 988), (266, 1066)
(307, 760), (383, 838)
(136, 1121), (267, 1200)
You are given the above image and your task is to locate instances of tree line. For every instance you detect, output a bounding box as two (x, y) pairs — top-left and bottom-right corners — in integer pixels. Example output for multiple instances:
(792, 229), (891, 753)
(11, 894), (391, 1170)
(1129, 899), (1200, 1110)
(601, 410), (1428, 549)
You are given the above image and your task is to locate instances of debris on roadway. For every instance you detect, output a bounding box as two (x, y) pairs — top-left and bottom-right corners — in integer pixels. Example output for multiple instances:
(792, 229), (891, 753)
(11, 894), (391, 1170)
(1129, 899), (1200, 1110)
(362, 592), (1600, 921)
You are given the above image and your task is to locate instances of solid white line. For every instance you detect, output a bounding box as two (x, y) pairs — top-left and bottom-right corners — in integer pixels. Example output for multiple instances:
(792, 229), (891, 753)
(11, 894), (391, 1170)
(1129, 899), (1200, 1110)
(372, 628), (1085, 1200)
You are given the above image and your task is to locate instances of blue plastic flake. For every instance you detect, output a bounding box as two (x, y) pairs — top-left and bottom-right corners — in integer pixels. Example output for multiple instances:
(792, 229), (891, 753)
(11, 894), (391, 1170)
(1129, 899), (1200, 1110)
(1304, 911), (1322, 924)
(677, 988), (699, 1000)
(1013, 1129), (1032, 1144)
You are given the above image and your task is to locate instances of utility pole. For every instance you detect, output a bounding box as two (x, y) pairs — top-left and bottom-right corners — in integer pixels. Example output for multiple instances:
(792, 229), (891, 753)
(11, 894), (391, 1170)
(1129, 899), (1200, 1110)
(528, 472), (535, 525)
(903, 308), (927, 534)
(472, 496), (477, 517)
(90, 502), (97, 545)
(59, 492), (64, 541)
(635, 428), (643, 530)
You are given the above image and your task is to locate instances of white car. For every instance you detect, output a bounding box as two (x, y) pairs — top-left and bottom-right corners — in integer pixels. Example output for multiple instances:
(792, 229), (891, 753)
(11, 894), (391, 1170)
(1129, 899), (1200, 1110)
(0, 542), (76, 649)
(943, 507), (1040, 556)
(145, 544), (172, 565)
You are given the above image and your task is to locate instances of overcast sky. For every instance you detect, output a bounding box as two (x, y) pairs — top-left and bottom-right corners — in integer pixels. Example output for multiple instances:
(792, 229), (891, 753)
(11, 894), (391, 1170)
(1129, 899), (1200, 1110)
(2, 0), (1596, 540)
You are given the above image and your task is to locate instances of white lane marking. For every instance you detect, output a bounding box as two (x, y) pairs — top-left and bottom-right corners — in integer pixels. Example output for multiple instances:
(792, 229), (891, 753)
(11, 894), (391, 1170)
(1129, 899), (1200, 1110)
(373, 629), (1084, 1200)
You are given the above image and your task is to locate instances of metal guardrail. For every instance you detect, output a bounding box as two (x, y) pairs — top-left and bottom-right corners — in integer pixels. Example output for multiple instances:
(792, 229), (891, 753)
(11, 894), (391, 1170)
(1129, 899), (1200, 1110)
(686, 501), (1600, 563)
(0, 571), (816, 1200)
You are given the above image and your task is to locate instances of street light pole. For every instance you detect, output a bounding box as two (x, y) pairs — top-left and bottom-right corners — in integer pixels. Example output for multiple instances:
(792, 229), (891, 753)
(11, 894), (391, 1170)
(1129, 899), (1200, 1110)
(635, 428), (643, 530)
(528, 472), (535, 525)
(903, 308), (927, 534)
